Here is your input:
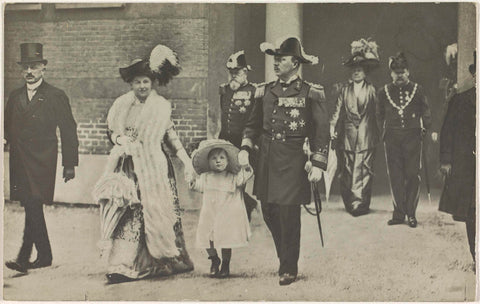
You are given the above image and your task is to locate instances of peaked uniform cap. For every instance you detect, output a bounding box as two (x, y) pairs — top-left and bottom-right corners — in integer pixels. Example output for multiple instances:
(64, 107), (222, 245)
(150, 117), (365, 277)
(192, 139), (241, 174)
(17, 43), (48, 65)
(227, 50), (252, 70)
(260, 37), (319, 65)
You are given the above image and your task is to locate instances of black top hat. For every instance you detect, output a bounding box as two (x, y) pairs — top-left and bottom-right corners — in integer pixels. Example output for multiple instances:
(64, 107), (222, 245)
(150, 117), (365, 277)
(119, 59), (155, 83)
(226, 50), (252, 70)
(260, 37), (318, 65)
(469, 50), (476, 75)
(17, 43), (48, 65)
(389, 52), (408, 70)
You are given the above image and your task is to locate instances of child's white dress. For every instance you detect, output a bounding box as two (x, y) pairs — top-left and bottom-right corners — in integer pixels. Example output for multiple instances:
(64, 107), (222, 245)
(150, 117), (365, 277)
(192, 167), (253, 248)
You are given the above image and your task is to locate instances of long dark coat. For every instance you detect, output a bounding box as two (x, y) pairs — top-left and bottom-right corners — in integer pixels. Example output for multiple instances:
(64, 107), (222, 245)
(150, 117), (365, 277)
(438, 87), (476, 220)
(243, 78), (330, 206)
(331, 81), (379, 152)
(4, 81), (79, 203)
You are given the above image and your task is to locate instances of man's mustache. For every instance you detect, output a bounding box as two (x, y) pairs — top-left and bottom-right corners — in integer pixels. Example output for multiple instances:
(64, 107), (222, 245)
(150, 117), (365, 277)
(25, 74), (34, 77)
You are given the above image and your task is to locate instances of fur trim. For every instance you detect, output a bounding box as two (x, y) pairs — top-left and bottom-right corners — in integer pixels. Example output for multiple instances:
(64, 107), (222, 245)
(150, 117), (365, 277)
(101, 90), (180, 258)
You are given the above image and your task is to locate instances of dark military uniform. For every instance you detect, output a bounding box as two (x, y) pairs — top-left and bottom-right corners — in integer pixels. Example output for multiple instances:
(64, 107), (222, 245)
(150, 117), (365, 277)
(377, 81), (431, 221)
(243, 77), (329, 276)
(218, 82), (257, 219)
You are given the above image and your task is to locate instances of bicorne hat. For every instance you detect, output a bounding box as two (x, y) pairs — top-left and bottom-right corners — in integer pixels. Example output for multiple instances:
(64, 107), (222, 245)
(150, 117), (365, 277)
(17, 43), (48, 65)
(260, 37), (318, 65)
(389, 52), (408, 70)
(343, 38), (380, 69)
(226, 50), (251, 70)
(469, 50), (476, 75)
(192, 139), (241, 175)
(119, 59), (154, 83)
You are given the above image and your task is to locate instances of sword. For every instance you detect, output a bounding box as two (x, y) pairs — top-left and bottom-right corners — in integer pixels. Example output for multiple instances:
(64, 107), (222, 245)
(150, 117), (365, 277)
(422, 140), (432, 205)
(303, 138), (324, 247)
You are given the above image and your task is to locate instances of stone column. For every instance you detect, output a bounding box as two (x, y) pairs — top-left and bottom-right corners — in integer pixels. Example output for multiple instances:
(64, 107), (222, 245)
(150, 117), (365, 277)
(457, 2), (477, 92)
(265, 3), (303, 82)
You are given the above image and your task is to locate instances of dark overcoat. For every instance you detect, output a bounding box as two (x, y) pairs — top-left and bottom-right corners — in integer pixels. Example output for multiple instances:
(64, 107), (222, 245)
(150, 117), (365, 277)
(4, 81), (79, 203)
(243, 78), (329, 206)
(331, 81), (379, 152)
(438, 87), (476, 220)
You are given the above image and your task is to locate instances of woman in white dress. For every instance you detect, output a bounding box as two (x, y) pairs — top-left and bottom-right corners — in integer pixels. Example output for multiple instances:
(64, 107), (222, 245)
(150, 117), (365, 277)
(93, 45), (195, 284)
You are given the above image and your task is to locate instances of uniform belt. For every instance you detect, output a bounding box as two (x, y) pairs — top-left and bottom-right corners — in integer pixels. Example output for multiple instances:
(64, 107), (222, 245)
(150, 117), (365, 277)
(262, 130), (304, 141)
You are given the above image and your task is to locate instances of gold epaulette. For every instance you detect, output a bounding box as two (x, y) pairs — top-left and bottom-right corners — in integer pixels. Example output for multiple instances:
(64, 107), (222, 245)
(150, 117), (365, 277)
(306, 81), (326, 101)
(219, 83), (228, 95)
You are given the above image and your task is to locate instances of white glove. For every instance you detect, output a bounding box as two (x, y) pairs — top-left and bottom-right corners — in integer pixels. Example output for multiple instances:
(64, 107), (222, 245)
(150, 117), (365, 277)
(183, 162), (196, 184)
(330, 126), (337, 140)
(431, 132), (438, 143)
(308, 166), (323, 182)
(238, 150), (250, 167)
(116, 135), (133, 146)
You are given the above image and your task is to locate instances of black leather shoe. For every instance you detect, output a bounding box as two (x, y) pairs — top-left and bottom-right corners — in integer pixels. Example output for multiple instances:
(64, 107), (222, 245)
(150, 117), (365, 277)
(29, 258), (52, 269)
(387, 218), (404, 225)
(208, 255), (221, 278)
(217, 261), (230, 278)
(408, 217), (417, 228)
(5, 260), (28, 273)
(279, 273), (296, 286)
(106, 273), (134, 284)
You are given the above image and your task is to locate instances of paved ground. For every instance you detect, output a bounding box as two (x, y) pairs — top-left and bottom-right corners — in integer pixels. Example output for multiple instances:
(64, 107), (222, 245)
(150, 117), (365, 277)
(3, 193), (477, 301)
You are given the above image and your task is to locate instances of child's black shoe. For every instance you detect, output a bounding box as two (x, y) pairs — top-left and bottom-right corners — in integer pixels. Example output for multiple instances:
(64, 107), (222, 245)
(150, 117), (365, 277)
(208, 255), (221, 278)
(218, 261), (230, 278)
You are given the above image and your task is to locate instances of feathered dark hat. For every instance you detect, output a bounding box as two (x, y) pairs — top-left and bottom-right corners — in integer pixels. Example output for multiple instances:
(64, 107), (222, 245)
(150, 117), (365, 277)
(343, 38), (379, 69)
(227, 50), (251, 70)
(389, 52), (408, 70)
(260, 37), (318, 65)
(469, 50), (476, 75)
(119, 59), (154, 83)
(119, 44), (181, 86)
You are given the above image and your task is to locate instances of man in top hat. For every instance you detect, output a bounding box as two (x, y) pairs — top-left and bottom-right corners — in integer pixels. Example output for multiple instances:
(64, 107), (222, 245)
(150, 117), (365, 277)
(4, 43), (79, 273)
(376, 52), (431, 228)
(438, 51), (476, 266)
(218, 50), (257, 221)
(239, 37), (329, 285)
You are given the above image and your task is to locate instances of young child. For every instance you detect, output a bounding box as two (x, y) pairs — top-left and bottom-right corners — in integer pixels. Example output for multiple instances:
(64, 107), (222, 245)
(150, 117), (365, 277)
(190, 139), (253, 278)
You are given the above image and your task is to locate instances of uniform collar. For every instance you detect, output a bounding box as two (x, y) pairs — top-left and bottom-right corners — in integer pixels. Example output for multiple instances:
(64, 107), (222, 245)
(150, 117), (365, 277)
(279, 74), (299, 85)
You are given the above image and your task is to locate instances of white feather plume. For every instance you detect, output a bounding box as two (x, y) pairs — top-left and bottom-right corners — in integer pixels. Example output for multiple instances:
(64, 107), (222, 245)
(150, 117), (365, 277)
(445, 43), (458, 66)
(149, 44), (178, 73)
(260, 42), (275, 53)
(227, 50), (245, 69)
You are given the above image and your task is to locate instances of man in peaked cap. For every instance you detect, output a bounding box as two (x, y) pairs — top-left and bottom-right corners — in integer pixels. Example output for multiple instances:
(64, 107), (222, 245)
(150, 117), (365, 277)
(218, 50), (257, 221)
(4, 43), (79, 273)
(239, 37), (329, 286)
(376, 52), (431, 228)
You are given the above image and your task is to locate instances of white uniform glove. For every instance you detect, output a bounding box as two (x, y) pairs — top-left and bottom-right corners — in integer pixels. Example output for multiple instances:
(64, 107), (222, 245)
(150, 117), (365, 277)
(238, 150), (250, 167)
(308, 166), (323, 183)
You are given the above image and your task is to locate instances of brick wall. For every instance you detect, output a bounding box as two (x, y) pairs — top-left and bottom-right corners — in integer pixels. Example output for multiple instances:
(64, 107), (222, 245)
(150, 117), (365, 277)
(4, 4), (209, 155)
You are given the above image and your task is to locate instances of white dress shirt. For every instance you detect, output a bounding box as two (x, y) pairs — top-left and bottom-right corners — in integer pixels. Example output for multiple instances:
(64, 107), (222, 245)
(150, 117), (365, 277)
(26, 79), (43, 101)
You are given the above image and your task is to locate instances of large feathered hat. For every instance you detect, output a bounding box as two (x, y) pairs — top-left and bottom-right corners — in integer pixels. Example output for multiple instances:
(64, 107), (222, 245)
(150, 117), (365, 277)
(119, 44), (181, 85)
(192, 139), (241, 174)
(260, 37), (318, 65)
(226, 50), (251, 70)
(389, 52), (409, 70)
(343, 38), (379, 69)
(119, 59), (154, 83)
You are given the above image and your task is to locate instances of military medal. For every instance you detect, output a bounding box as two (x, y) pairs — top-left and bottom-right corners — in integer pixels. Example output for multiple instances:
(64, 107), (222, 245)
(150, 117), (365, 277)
(244, 100), (251, 106)
(239, 106), (246, 113)
(299, 119), (306, 128)
(289, 121), (298, 131)
(289, 109), (300, 118)
(385, 83), (418, 116)
(234, 100), (242, 106)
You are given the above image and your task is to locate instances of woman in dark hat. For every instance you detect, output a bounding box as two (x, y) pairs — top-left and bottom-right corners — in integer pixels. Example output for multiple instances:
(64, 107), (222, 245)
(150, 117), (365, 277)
(330, 38), (380, 216)
(93, 44), (195, 284)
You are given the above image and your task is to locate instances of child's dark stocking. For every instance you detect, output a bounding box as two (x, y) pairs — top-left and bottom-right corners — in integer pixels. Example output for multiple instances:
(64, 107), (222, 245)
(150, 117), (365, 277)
(206, 241), (220, 277)
(218, 248), (231, 278)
